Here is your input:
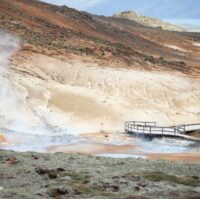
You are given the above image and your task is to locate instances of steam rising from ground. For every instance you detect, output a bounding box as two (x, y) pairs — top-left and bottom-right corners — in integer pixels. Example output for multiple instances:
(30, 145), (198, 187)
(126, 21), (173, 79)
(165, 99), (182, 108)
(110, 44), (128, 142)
(0, 32), (20, 71)
(0, 32), (22, 130)
(0, 32), (55, 135)
(0, 32), (82, 151)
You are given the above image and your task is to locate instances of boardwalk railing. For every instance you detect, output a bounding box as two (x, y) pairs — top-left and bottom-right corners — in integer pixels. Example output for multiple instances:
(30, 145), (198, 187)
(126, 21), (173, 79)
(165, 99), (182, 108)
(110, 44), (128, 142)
(125, 121), (200, 140)
(125, 121), (187, 136)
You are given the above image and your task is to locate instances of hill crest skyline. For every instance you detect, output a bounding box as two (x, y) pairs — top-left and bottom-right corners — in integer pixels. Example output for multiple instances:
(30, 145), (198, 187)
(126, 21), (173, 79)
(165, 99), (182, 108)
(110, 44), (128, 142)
(42, 0), (200, 18)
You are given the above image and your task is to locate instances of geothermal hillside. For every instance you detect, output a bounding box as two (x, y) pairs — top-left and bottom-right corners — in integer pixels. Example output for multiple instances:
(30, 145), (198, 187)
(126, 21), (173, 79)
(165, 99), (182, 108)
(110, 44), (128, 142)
(0, 0), (200, 133)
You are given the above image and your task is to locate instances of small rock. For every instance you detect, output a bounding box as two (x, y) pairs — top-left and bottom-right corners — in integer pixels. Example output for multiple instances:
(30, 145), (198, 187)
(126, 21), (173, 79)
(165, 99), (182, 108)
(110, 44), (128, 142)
(112, 176), (120, 180)
(35, 167), (58, 179)
(47, 187), (69, 197)
(192, 175), (199, 179)
(35, 193), (43, 196)
(73, 188), (81, 195)
(35, 166), (49, 175)
(57, 167), (65, 172)
(131, 176), (141, 182)
(137, 182), (147, 187)
(31, 154), (39, 160)
(106, 185), (119, 192)
(4, 156), (18, 165)
(48, 170), (58, 179)
(134, 186), (140, 191)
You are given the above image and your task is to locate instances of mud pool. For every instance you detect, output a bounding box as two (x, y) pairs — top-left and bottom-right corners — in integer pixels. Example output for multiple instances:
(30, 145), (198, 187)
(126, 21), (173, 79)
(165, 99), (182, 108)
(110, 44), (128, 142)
(0, 129), (199, 162)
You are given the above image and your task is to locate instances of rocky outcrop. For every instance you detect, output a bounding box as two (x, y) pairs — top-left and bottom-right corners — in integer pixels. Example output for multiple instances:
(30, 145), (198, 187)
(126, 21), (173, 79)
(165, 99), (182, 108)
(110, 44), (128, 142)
(113, 10), (185, 32)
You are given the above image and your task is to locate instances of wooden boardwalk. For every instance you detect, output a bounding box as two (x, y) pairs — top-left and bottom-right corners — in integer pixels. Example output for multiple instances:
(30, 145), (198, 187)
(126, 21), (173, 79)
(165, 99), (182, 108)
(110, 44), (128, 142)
(125, 121), (200, 141)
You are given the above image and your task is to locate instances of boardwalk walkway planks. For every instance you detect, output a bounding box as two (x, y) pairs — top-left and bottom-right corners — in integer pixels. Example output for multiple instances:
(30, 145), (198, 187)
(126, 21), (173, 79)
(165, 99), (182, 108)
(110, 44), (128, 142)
(125, 121), (200, 141)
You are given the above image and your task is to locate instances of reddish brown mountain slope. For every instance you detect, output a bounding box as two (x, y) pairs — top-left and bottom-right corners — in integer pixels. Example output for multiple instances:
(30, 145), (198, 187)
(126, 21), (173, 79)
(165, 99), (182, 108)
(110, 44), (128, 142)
(0, 0), (200, 74)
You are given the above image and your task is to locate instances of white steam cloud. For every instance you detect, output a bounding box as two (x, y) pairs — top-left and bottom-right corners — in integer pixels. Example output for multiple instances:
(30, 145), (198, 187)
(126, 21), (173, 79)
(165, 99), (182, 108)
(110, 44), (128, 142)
(0, 32), (44, 134)
(0, 32), (73, 137)
(0, 32), (21, 129)
(0, 32), (20, 71)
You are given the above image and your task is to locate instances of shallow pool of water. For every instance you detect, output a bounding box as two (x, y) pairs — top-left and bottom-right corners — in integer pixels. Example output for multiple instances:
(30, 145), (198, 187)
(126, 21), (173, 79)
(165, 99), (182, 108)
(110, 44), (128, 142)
(0, 130), (199, 156)
(0, 128), (87, 152)
(135, 137), (195, 154)
(98, 154), (146, 159)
